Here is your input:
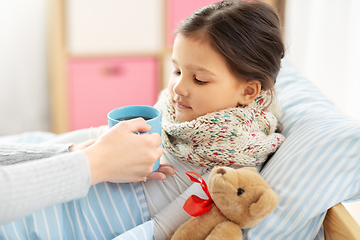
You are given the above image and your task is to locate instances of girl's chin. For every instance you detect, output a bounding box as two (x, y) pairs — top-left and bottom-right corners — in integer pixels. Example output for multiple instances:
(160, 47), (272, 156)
(174, 107), (198, 122)
(175, 114), (196, 123)
(176, 115), (186, 122)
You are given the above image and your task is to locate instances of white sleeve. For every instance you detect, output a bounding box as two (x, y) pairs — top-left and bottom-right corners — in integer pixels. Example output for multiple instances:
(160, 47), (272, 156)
(0, 151), (91, 224)
(44, 125), (109, 144)
(0, 143), (70, 165)
(153, 171), (210, 240)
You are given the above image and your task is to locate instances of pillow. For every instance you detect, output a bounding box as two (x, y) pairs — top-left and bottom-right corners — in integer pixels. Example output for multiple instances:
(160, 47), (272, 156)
(113, 220), (154, 240)
(244, 58), (360, 239)
(0, 131), (57, 143)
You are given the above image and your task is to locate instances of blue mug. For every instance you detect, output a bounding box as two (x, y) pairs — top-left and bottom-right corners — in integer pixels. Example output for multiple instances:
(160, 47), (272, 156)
(107, 105), (162, 172)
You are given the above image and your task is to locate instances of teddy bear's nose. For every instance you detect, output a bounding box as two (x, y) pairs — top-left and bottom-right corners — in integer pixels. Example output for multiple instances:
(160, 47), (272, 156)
(217, 168), (226, 175)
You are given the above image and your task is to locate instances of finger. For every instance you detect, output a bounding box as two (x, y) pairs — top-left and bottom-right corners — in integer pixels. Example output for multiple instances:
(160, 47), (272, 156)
(139, 134), (163, 152)
(147, 172), (166, 181)
(129, 118), (152, 133)
(156, 164), (175, 175)
(159, 163), (173, 168)
(116, 118), (152, 133)
(156, 144), (164, 156)
(147, 132), (162, 146)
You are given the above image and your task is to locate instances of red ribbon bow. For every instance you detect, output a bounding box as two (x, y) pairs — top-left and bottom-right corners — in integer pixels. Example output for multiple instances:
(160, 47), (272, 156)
(183, 171), (213, 217)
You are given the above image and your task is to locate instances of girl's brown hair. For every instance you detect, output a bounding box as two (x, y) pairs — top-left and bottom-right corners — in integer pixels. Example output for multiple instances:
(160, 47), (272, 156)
(175, 0), (285, 102)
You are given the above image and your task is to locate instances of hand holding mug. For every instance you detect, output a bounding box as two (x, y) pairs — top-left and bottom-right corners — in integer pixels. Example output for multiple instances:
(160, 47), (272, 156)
(107, 105), (163, 172)
(83, 117), (163, 185)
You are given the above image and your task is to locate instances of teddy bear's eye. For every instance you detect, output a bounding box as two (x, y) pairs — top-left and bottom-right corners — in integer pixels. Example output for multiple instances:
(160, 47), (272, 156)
(237, 188), (245, 196)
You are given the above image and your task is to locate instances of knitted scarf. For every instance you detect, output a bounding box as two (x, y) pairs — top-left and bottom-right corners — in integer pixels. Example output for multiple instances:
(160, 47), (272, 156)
(155, 90), (285, 168)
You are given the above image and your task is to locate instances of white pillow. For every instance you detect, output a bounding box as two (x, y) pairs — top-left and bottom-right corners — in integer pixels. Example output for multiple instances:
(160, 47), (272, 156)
(244, 58), (360, 239)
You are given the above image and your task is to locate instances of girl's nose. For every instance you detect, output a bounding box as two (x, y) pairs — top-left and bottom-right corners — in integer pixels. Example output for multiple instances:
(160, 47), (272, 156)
(173, 77), (189, 97)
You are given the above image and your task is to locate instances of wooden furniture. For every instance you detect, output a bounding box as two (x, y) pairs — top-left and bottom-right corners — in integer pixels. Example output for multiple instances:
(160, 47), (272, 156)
(49, 0), (164, 132)
(324, 203), (360, 240)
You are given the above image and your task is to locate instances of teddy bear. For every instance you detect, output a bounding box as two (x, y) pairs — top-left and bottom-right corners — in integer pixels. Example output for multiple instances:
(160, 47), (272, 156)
(167, 166), (279, 240)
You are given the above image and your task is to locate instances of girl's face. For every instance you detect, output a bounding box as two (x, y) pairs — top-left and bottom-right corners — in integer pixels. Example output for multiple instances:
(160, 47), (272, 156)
(168, 34), (257, 122)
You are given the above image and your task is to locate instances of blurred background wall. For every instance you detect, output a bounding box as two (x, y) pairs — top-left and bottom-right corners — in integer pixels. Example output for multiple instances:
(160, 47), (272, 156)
(285, 0), (360, 121)
(0, 0), (49, 135)
(0, 0), (359, 136)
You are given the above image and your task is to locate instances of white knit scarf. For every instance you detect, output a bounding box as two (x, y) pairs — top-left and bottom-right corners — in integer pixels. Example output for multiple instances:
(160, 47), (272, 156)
(155, 90), (285, 168)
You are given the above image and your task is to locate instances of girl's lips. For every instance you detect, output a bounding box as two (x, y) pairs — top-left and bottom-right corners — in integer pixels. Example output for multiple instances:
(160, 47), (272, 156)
(175, 101), (191, 109)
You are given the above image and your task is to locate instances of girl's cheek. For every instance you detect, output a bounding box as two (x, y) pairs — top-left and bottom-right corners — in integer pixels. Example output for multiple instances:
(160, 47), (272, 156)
(167, 86), (175, 100)
(167, 83), (173, 93)
(168, 78), (178, 94)
(167, 77), (174, 90)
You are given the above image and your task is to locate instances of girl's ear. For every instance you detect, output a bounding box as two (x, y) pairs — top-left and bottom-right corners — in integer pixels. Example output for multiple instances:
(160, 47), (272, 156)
(238, 80), (261, 105)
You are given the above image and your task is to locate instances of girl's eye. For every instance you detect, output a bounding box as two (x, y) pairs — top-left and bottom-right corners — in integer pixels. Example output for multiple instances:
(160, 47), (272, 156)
(173, 70), (181, 76)
(195, 78), (206, 85)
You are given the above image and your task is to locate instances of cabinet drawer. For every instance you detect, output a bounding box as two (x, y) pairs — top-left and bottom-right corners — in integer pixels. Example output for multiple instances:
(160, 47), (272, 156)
(66, 0), (163, 55)
(68, 57), (159, 130)
(167, 0), (220, 46)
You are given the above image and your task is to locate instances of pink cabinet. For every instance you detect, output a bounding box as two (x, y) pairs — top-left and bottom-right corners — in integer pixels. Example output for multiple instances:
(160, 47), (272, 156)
(68, 57), (158, 130)
(167, 0), (221, 46)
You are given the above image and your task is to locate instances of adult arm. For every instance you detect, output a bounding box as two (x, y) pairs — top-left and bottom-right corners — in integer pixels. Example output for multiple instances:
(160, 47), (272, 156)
(0, 125), (109, 166)
(0, 118), (163, 224)
(0, 143), (71, 165)
(0, 151), (91, 224)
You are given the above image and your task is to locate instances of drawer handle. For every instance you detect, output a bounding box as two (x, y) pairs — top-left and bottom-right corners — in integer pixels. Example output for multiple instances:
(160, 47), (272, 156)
(102, 66), (123, 76)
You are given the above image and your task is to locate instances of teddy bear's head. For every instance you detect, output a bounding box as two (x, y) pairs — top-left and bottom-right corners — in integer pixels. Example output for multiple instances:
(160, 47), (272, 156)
(208, 166), (278, 229)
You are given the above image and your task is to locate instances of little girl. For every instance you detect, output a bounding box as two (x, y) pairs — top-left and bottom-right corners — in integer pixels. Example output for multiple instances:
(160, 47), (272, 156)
(0, 1), (285, 239)
(144, 1), (285, 238)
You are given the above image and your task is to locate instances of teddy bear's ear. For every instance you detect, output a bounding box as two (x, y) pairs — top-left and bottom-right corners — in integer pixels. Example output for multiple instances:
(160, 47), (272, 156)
(249, 188), (279, 218)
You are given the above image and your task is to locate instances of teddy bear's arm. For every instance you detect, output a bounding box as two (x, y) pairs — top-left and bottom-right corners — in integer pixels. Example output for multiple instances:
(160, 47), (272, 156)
(169, 207), (226, 240)
(206, 221), (243, 240)
(168, 217), (209, 240)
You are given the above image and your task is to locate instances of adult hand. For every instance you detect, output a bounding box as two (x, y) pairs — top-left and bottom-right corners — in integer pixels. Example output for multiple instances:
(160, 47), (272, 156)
(83, 118), (164, 185)
(72, 139), (175, 182)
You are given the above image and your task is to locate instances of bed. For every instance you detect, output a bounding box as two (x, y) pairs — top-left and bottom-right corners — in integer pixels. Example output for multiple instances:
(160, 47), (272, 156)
(1, 58), (359, 239)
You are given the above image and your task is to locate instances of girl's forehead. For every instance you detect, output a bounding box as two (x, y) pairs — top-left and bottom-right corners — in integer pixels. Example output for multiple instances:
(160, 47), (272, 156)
(175, 32), (212, 49)
(173, 34), (222, 63)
